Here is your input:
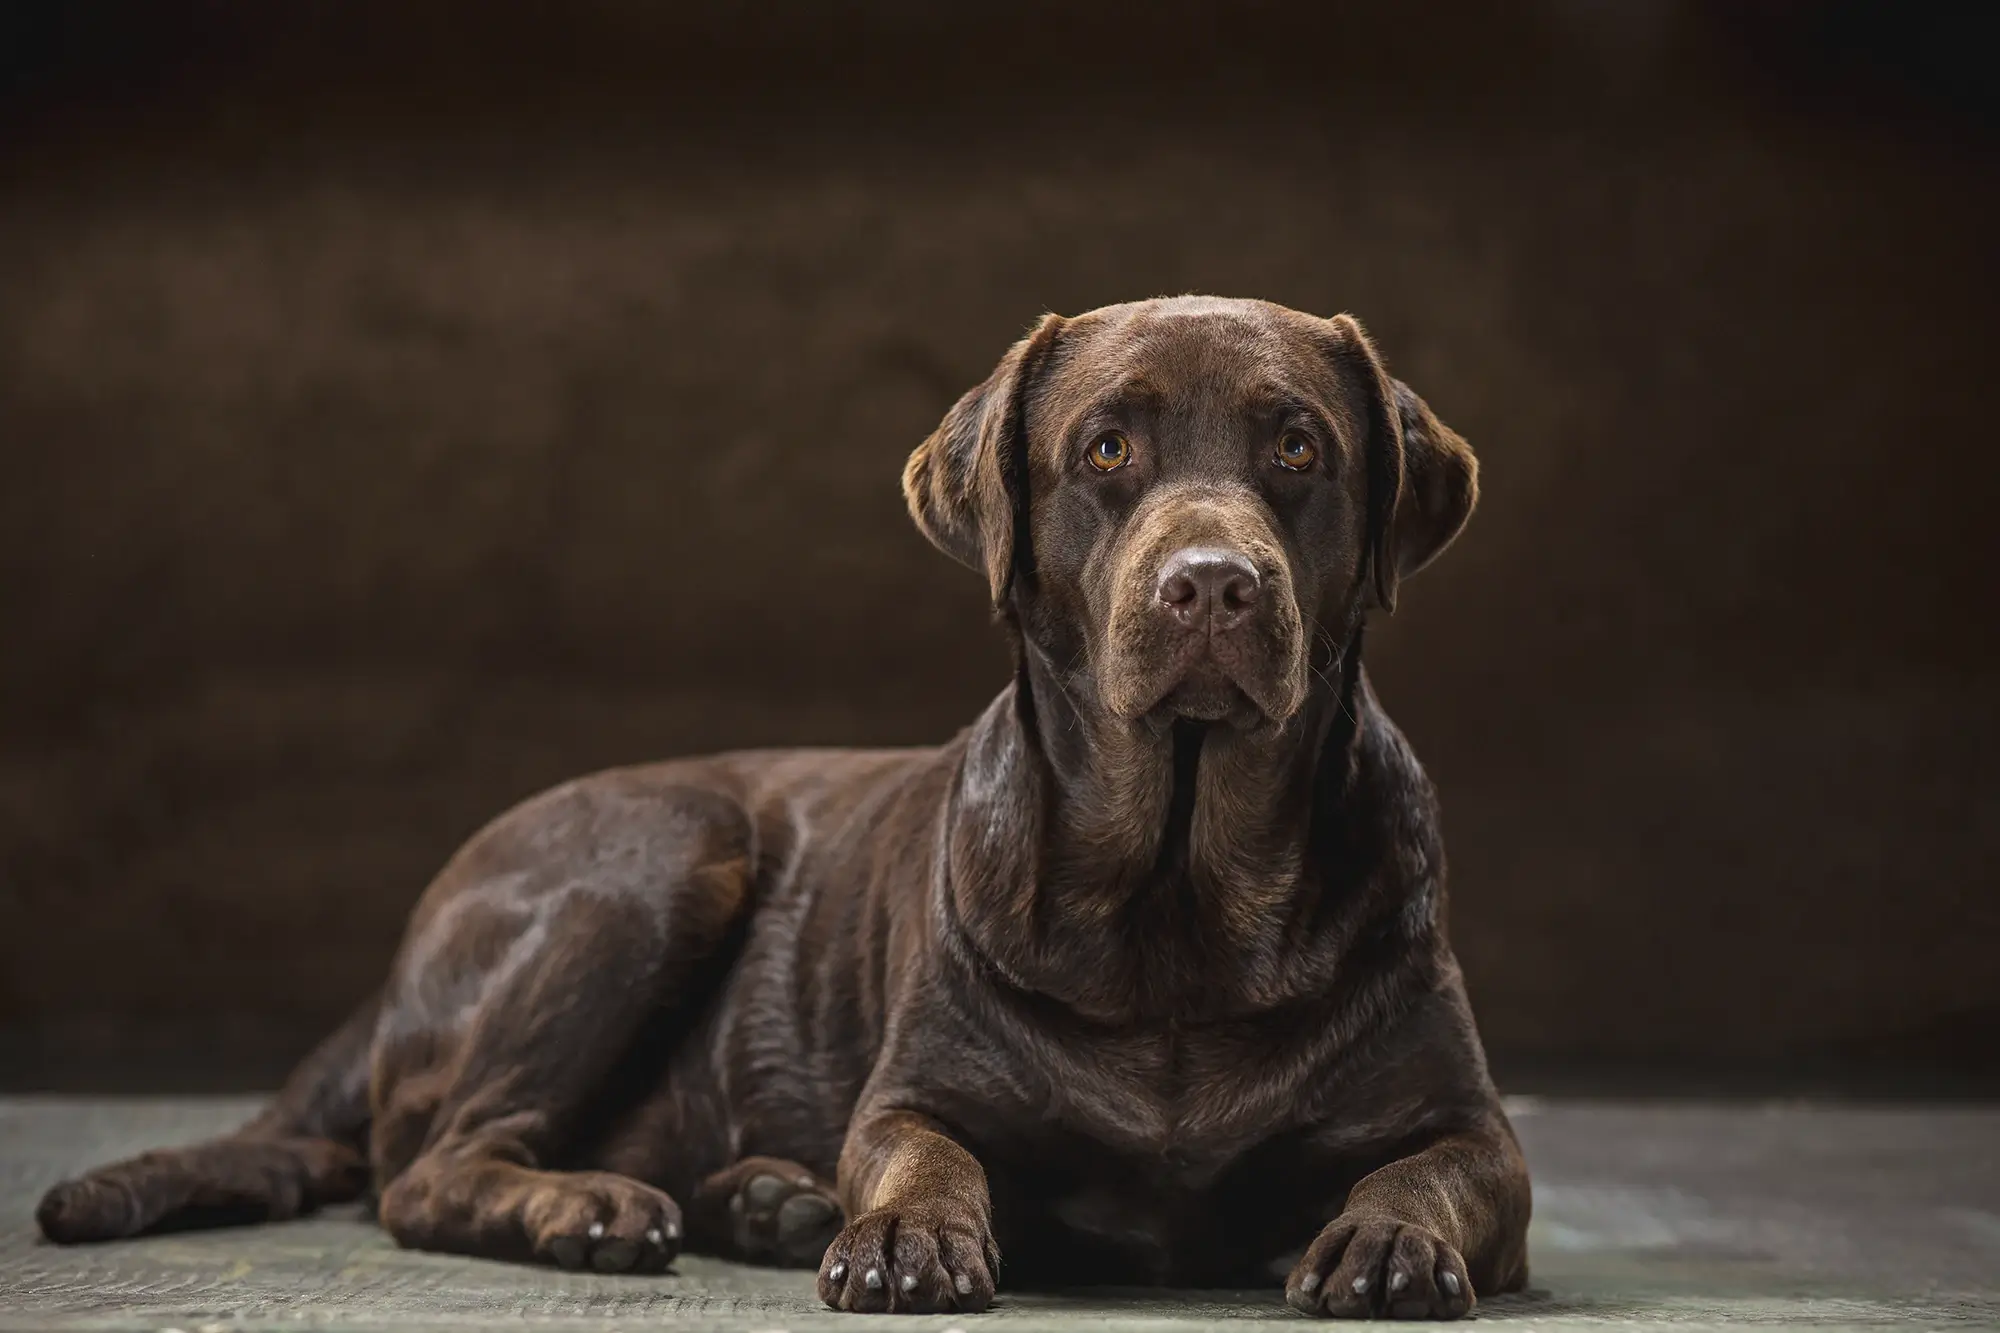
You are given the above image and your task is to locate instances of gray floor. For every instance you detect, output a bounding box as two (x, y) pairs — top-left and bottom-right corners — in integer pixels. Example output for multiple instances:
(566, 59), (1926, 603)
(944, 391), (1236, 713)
(1, 1098), (1996, 1331)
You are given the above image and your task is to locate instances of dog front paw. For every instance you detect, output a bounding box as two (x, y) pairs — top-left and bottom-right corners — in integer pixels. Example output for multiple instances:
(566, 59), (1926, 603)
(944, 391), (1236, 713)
(1285, 1216), (1473, 1319)
(816, 1201), (998, 1313)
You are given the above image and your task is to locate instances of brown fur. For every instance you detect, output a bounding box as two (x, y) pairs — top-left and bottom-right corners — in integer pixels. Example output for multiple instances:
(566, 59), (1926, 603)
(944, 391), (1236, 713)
(38, 296), (1527, 1319)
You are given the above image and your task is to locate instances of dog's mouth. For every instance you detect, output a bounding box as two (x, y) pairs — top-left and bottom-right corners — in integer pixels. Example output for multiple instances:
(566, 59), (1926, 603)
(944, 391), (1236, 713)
(1155, 675), (1257, 725)
(1139, 643), (1279, 728)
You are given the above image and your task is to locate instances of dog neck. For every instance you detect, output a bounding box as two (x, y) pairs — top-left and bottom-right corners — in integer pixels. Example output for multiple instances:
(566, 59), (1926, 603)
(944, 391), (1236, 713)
(943, 621), (1408, 1024)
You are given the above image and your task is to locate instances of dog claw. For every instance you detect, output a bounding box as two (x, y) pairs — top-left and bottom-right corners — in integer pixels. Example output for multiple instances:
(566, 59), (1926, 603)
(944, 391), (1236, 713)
(1291, 1217), (1476, 1320)
(819, 1204), (998, 1314)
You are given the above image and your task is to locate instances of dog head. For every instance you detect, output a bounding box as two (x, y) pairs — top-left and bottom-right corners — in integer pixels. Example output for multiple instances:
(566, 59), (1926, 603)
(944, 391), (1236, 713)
(904, 296), (1477, 729)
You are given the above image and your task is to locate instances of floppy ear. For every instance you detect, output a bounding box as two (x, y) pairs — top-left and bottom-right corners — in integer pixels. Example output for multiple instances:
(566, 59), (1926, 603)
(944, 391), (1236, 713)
(1324, 315), (1479, 613)
(902, 313), (1066, 604)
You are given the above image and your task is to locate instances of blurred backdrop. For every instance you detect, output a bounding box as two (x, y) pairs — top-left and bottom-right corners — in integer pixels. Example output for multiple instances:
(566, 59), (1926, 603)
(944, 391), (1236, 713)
(1, 1), (1994, 1092)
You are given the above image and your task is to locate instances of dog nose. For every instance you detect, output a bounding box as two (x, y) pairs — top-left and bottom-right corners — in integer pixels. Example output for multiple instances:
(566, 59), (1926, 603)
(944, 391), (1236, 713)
(1157, 547), (1261, 632)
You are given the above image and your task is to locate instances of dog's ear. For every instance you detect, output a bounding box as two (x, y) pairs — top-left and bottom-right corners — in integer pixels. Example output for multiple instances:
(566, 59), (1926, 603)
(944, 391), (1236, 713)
(902, 313), (1066, 603)
(1324, 315), (1479, 613)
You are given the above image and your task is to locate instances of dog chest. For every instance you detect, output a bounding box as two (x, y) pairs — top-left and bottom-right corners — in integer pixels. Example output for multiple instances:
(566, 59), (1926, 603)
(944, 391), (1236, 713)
(1014, 1018), (1313, 1158)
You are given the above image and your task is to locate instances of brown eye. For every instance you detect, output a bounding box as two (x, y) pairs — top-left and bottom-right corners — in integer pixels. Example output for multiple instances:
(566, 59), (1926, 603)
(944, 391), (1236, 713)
(1088, 431), (1132, 471)
(1274, 431), (1318, 471)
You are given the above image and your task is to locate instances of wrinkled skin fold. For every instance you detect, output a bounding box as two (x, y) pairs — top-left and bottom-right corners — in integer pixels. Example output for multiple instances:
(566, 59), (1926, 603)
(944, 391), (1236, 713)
(38, 296), (1530, 1320)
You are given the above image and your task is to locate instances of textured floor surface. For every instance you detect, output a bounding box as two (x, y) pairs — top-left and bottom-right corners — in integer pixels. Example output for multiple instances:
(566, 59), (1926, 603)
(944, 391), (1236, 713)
(1, 1098), (1996, 1331)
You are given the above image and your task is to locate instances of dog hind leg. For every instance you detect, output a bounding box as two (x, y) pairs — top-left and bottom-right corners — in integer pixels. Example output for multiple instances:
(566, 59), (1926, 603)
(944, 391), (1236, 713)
(371, 781), (755, 1272)
(37, 992), (378, 1243)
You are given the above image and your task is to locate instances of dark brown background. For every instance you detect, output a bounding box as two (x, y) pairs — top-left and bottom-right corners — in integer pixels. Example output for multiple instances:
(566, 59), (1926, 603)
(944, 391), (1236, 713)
(2, 1), (1995, 1092)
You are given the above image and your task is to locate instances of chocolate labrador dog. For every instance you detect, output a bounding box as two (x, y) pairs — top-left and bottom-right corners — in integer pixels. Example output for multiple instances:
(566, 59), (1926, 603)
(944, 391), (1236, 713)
(38, 296), (1530, 1318)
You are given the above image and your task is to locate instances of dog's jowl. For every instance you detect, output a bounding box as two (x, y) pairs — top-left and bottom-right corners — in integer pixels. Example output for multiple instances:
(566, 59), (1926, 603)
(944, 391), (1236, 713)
(39, 297), (1531, 1319)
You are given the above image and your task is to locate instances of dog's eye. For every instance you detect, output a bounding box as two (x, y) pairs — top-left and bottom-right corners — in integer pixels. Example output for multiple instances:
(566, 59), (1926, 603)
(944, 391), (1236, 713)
(1087, 432), (1133, 472)
(1274, 432), (1318, 471)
